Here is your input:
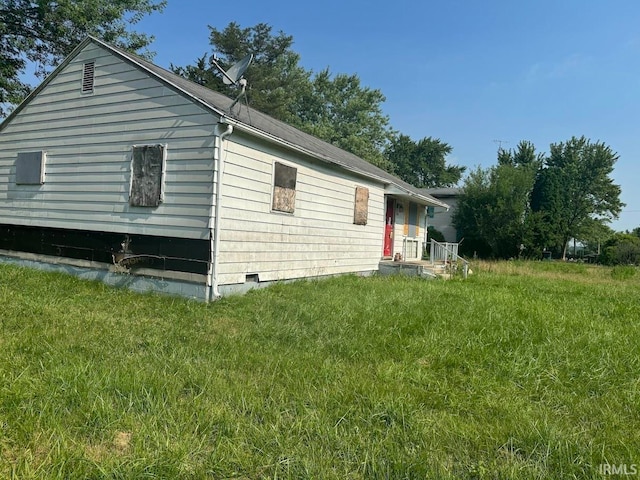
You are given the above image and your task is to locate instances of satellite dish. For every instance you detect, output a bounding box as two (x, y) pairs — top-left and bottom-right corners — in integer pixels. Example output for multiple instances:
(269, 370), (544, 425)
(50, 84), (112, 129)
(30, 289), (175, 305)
(222, 54), (253, 85)
(211, 53), (253, 87)
(211, 53), (254, 115)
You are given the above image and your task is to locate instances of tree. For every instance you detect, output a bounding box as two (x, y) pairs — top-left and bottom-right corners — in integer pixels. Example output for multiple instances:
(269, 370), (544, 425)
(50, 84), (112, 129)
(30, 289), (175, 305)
(384, 134), (465, 188)
(575, 217), (614, 258)
(0, 0), (166, 117)
(453, 142), (542, 258)
(173, 22), (395, 170)
(600, 233), (640, 265)
(294, 69), (394, 170)
(531, 136), (624, 259)
(497, 140), (544, 167)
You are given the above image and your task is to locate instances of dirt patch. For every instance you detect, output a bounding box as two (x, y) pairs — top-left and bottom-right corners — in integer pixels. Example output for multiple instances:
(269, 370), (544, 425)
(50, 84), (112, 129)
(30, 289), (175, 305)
(113, 431), (132, 452)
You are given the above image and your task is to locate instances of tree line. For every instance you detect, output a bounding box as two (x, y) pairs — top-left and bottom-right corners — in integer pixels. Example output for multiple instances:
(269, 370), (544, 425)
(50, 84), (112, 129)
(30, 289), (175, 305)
(453, 138), (627, 262)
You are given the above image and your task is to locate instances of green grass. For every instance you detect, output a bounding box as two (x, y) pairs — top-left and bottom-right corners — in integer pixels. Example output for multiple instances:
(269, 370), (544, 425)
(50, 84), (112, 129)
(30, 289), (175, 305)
(1, 261), (639, 479)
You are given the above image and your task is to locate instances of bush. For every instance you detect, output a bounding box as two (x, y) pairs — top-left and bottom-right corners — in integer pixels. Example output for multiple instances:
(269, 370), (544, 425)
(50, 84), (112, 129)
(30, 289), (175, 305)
(427, 226), (446, 243)
(600, 234), (640, 265)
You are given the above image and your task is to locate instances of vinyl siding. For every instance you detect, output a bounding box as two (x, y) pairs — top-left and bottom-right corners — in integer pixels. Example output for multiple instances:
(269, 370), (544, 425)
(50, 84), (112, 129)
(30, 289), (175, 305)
(0, 43), (217, 240)
(216, 133), (385, 284)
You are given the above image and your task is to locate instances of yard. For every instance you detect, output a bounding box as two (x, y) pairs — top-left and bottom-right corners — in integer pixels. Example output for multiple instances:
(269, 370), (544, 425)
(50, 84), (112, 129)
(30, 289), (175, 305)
(0, 261), (638, 478)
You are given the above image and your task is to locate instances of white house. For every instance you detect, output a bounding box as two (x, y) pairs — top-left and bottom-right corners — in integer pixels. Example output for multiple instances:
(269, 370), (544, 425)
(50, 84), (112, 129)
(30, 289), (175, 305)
(424, 188), (461, 243)
(0, 37), (448, 300)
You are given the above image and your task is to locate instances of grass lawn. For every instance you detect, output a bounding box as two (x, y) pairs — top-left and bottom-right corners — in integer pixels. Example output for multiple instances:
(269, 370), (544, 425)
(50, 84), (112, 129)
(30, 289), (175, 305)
(0, 261), (639, 478)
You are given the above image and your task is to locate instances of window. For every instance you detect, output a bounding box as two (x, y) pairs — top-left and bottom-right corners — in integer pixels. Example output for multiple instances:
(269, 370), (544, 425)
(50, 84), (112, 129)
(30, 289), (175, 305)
(130, 145), (166, 207)
(16, 151), (45, 185)
(353, 186), (369, 225)
(82, 61), (95, 93)
(272, 162), (297, 213)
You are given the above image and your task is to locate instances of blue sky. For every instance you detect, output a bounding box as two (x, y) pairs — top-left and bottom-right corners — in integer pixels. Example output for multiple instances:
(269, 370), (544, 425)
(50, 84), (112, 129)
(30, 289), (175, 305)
(136, 0), (640, 231)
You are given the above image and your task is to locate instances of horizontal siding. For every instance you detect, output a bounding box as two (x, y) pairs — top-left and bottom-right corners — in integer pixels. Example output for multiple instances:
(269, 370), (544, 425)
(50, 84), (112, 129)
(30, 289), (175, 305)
(0, 42), (217, 240)
(217, 134), (386, 284)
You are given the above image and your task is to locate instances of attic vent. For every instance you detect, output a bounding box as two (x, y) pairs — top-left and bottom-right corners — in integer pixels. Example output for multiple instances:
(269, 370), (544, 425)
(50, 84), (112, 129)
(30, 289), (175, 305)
(81, 61), (95, 93)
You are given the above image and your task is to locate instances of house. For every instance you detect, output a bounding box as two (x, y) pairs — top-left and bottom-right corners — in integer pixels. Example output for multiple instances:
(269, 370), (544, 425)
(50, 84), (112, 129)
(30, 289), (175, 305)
(424, 188), (462, 243)
(0, 36), (448, 300)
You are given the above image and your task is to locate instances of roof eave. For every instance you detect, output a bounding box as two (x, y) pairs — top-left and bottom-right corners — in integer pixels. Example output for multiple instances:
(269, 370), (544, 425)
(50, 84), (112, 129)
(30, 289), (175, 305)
(384, 185), (450, 208)
(219, 115), (393, 185)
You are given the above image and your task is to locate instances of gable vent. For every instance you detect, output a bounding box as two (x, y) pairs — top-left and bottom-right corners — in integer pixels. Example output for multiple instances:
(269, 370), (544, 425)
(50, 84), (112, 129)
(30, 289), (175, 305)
(81, 61), (95, 93)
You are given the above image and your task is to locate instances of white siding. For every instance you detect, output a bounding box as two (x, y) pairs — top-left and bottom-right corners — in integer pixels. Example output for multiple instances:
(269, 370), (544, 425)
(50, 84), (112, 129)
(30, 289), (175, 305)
(0, 43), (217, 239)
(217, 133), (385, 284)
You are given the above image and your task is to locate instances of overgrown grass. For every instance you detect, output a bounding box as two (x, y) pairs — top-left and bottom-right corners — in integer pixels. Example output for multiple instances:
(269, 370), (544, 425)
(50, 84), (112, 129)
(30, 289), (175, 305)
(1, 261), (639, 478)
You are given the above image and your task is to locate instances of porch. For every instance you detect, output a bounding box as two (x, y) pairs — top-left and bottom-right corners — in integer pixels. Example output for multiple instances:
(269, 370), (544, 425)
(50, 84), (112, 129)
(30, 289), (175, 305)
(378, 239), (469, 280)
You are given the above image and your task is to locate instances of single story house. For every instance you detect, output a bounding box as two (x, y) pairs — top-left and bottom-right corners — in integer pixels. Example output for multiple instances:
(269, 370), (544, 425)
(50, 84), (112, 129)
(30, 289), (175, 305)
(0, 36), (448, 300)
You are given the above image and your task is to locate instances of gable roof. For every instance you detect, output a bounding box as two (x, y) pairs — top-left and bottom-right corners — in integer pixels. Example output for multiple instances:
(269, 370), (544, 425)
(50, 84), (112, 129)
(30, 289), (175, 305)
(1, 36), (448, 209)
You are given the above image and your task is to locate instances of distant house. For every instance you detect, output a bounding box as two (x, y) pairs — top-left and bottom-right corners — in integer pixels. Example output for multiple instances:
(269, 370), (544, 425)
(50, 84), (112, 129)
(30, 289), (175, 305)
(424, 188), (462, 243)
(0, 36), (448, 300)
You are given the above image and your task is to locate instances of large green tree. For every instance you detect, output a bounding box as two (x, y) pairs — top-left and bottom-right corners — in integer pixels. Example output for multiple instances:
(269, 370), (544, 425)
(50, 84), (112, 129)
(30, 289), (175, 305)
(384, 134), (464, 188)
(0, 0), (166, 116)
(530, 136), (624, 259)
(453, 141), (543, 258)
(173, 22), (395, 170)
(294, 69), (394, 170)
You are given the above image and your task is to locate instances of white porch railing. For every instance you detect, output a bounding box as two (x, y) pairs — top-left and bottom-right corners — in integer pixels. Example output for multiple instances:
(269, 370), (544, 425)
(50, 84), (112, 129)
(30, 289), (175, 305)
(429, 239), (469, 279)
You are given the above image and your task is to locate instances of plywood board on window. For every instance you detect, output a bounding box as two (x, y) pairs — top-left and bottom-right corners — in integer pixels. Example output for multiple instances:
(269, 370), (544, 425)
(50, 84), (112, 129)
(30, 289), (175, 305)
(353, 186), (369, 225)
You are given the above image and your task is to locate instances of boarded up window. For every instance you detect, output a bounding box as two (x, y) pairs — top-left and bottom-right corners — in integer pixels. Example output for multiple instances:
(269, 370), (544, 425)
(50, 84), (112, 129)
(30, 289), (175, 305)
(82, 61), (95, 93)
(272, 162), (297, 213)
(130, 145), (165, 207)
(16, 151), (45, 185)
(353, 186), (369, 225)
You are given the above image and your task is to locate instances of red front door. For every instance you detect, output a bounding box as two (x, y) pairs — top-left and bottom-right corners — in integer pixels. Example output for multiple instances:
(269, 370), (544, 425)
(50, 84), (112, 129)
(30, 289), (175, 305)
(383, 198), (395, 257)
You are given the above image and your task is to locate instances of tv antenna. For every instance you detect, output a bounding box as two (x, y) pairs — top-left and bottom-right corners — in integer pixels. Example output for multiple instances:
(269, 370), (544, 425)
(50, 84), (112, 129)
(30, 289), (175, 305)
(211, 53), (253, 115)
(493, 139), (509, 152)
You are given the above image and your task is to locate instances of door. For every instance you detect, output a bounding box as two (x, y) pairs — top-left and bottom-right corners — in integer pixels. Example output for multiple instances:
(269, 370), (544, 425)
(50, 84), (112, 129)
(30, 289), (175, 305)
(383, 198), (395, 257)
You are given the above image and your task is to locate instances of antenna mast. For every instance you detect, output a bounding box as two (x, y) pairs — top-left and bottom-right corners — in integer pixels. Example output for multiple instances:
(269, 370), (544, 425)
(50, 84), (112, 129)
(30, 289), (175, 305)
(493, 139), (509, 153)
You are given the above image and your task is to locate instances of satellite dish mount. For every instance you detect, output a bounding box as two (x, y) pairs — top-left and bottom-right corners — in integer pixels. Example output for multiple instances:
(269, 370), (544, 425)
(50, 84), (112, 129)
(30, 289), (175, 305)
(211, 53), (253, 114)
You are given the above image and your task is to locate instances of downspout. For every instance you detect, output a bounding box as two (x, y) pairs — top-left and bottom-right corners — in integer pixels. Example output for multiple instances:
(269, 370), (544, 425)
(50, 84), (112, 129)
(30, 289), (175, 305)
(206, 123), (233, 302)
